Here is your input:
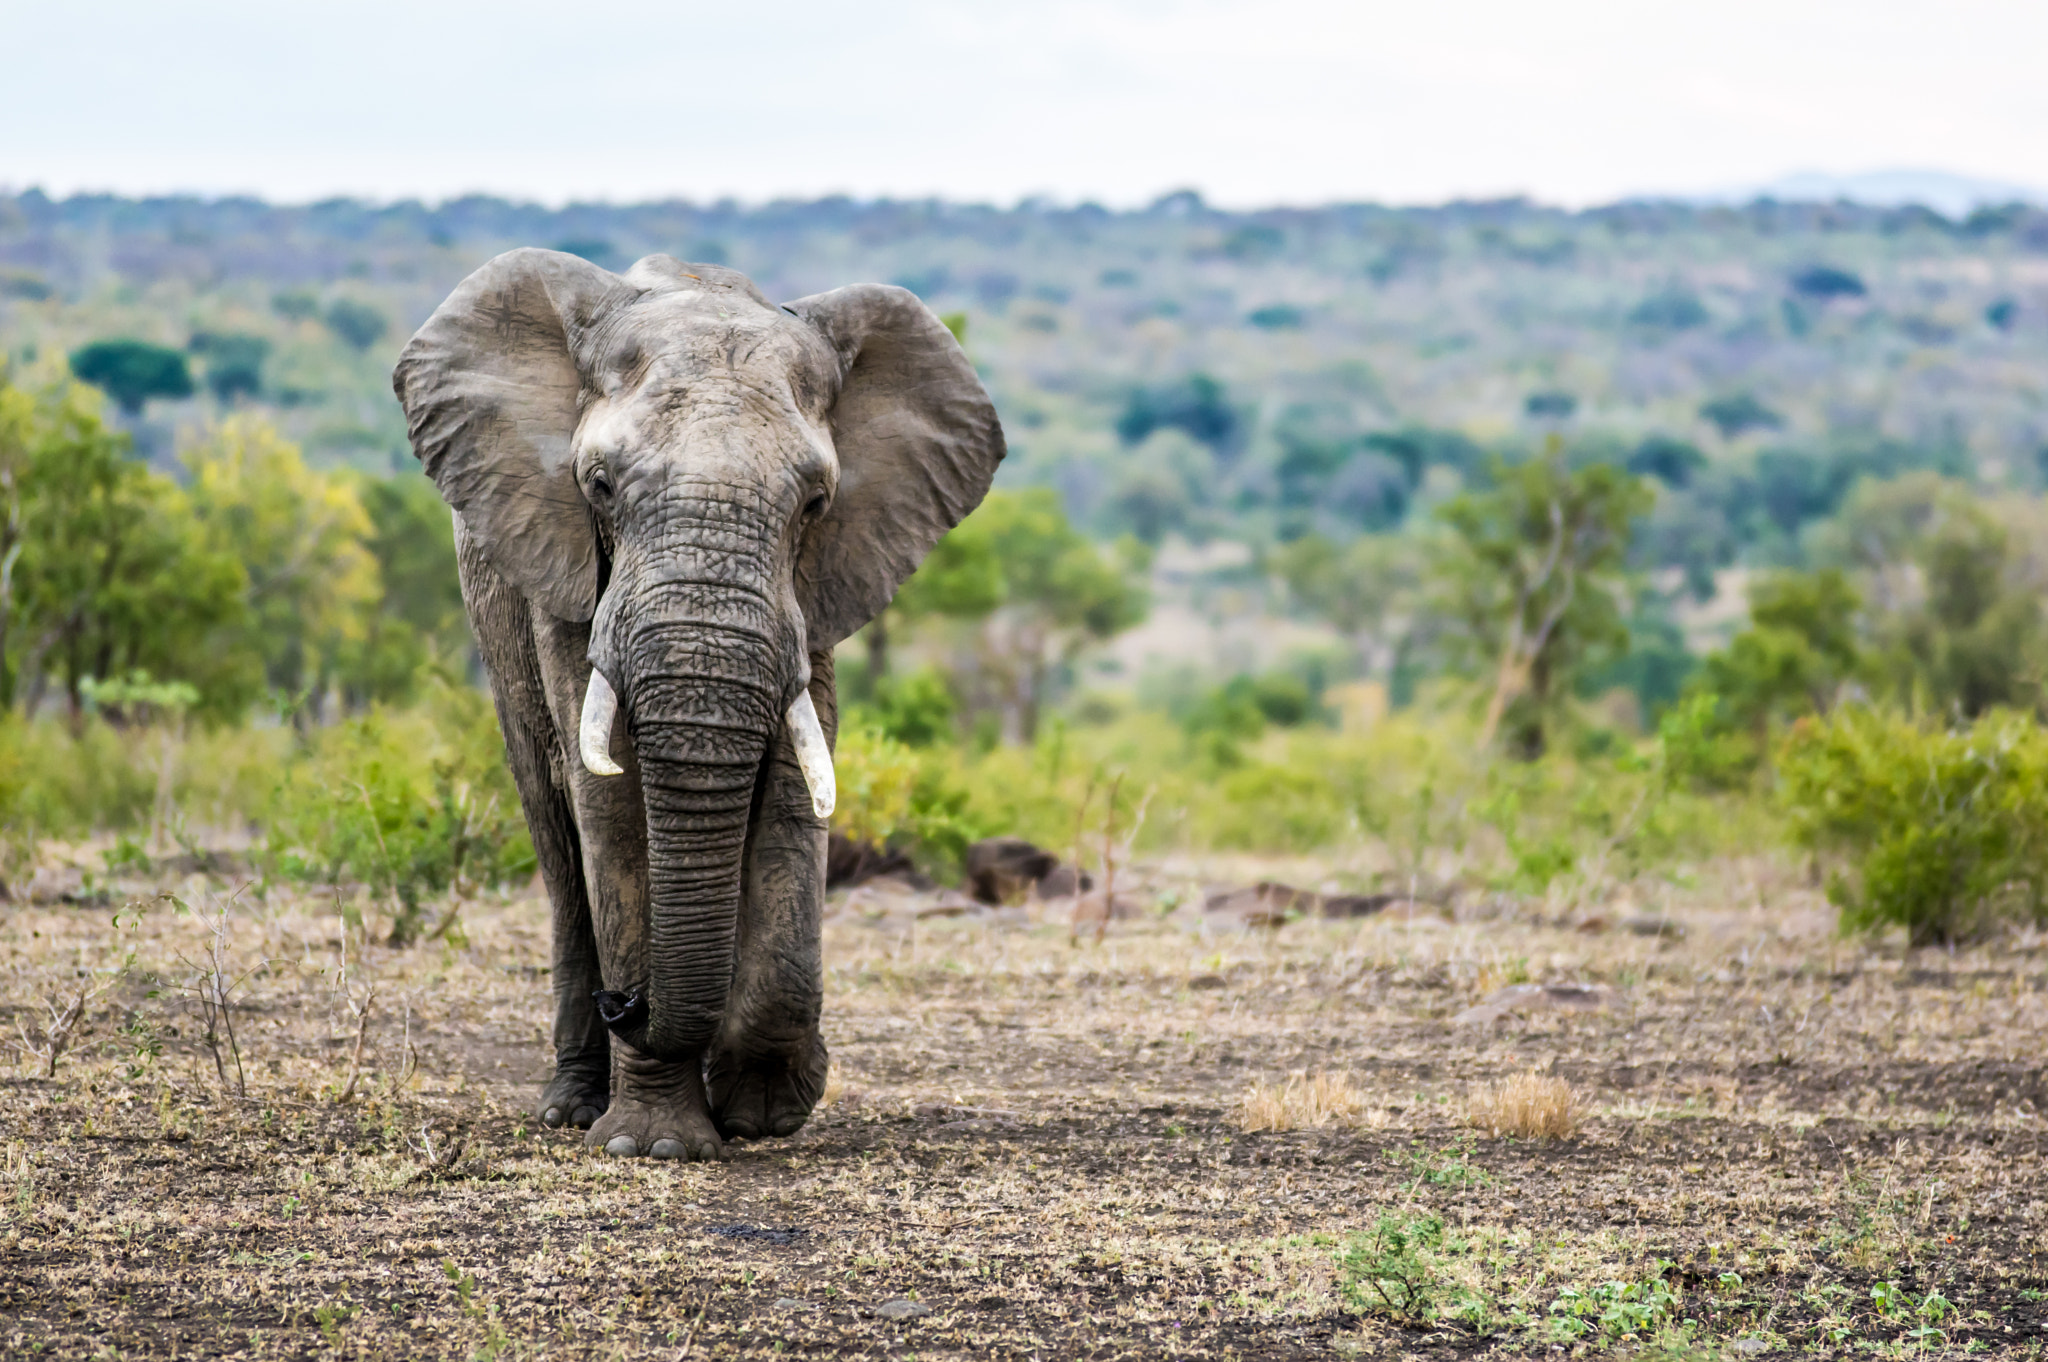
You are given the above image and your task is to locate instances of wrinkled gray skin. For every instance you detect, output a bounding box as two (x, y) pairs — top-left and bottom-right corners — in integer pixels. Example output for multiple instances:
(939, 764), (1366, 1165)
(393, 250), (1003, 1160)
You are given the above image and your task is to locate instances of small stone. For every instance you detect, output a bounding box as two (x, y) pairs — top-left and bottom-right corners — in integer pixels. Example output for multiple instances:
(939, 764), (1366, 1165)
(772, 1298), (812, 1312)
(1733, 1339), (1769, 1354)
(875, 1298), (931, 1320)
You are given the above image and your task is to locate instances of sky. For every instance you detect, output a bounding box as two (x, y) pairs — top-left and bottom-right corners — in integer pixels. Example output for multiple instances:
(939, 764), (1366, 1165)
(4, 0), (2045, 209)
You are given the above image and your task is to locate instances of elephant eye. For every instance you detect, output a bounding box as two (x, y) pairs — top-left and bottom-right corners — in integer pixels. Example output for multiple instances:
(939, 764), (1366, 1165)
(589, 470), (613, 500)
(804, 490), (827, 519)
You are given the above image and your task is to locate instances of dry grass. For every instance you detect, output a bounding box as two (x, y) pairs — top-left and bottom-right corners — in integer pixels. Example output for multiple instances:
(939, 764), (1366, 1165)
(0, 848), (2043, 1357)
(1466, 1070), (1586, 1140)
(1235, 1069), (1380, 1132)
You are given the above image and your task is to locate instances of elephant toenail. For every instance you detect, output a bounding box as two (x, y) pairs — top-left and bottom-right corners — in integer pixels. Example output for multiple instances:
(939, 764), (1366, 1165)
(571, 1106), (600, 1128)
(649, 1139), (685, 1160)
(542, 1107), (565, 1128)
(604, 1135), (639, 1157)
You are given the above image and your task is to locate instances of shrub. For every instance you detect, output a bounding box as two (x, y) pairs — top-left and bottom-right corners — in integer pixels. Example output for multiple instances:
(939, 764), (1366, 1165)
(265, 682), (533, 943)
(830, 725), (986, 879)
(1778, 706), (2048, 945)
(1335, 1214), (1487, 1325)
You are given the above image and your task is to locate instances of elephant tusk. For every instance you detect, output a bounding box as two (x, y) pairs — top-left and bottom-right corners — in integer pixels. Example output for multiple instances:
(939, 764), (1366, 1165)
(786, 690), (835, 819)
(580, 669), (624, 777)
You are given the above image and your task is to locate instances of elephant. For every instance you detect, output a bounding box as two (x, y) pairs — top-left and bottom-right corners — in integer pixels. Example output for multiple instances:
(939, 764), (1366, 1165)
(392, 249), (1003, 1160)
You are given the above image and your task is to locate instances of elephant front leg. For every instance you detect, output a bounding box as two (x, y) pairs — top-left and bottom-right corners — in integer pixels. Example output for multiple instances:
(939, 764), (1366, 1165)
(455, 526), (611, 1131)
(531, 610), (720, 1157)
(707, 661), (832, 1141)
(586, 1042), (724, 1161)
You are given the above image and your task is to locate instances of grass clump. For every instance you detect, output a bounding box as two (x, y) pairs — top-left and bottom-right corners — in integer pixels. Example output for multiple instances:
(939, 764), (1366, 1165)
(1466, 1072), (1585, 1140)
(1779, 705), (2048, 945)
(1235, 1070), (1376, 1132)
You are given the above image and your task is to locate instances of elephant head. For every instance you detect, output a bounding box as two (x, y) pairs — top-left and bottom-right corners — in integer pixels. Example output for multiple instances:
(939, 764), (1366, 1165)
(394, 248), (1002, 1059)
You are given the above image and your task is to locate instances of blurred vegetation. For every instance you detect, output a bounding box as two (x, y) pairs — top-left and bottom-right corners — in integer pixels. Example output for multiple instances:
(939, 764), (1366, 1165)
(6, 186), (2048, 947)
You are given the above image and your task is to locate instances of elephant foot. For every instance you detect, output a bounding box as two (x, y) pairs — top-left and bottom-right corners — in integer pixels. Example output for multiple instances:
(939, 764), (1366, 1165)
(536, 1057), (610, 1130)
(586, 1043), (723, 1161)
(708, 1030), (829, 1141)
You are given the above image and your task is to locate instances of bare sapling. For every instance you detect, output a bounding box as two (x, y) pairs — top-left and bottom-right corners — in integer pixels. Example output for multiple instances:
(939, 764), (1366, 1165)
(163, 889), (264, 1098)
(14, 976), (116, 1079)
(325, 905), (379, 1103)
(1070, 772), (1155, 944)
(11, 900), (143, 1078)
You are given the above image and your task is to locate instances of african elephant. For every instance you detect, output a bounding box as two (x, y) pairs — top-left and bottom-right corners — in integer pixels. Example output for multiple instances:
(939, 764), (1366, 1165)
(393, 249), (1003, 1159)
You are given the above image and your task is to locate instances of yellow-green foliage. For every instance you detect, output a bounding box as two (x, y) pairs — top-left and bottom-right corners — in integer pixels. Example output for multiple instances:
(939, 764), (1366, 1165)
(829, 724), (988, 876)
(1779, 705), (2048, 945)
(264, 681), (533, 940)
(828, 687), (1751, 893)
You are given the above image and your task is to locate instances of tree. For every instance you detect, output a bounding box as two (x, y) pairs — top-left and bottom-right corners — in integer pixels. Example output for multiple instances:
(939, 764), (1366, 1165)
(1790, 265), (1866, 301)
(1434, 451), (1652, 757)
(1, 381), (247, 718)
(1691, 569), (1864, 774)
(1115, 374), (1239, 452)
(959, 489), (1147, 742)
(858, 500), (1003, 686)
(323, 299), (388, 352)
(1274, 532), (1422, 680)
(184, 418), (380, 717)
(1815, 475), (2048, 719)
(1699, 393), (1783, 440)
(343, 472), (470, 703)
(1627, 289), (1709, 332)
(1625, 436), (1706, 489)
(68, 339), (194, 415)
(189, 331), (271, 403)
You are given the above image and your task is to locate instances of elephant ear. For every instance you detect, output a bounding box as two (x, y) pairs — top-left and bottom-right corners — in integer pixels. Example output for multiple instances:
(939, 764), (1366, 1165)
(392, 248), (632, 622)
(787, 284), (1006, 650)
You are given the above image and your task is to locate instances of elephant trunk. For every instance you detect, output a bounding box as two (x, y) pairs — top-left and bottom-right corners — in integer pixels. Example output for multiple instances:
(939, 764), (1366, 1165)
(627, 621), (784, 1060)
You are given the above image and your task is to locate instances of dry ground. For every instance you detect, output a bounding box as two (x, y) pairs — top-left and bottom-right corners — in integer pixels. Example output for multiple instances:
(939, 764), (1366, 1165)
(3, 854), (2046, 1360)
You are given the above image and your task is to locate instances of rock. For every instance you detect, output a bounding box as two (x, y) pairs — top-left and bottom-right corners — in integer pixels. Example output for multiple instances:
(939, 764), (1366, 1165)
(913, 1103), (1023, 1123)
(1622, 914), (1684, 938)
(1452, 982), (1626, 1027)
(1206, 880), (1410, 927)
(966, 837), (1087, 904)
(826, 834), (923, 889)
(1319, 892), (1399, 918)
(913, 891), (985, 920)
(1187, 973), (1228, 990)
(772, 1298), (813, 1312)
(875, 1298), (931, 1320)
(1205, 881), (1313, 928)
(1034, 863), (1091, 899)
(1732, 1340), (1769, 1355)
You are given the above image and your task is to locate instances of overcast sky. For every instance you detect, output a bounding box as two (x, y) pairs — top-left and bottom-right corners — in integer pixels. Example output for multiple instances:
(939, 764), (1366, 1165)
(4, 0), (2043, 208)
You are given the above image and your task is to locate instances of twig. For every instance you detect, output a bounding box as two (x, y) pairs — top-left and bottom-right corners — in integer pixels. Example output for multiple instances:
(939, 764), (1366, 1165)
(677, 1296), (710, 1357)
(336, 985), (375, 1104)
(14, 978), (104, 1078)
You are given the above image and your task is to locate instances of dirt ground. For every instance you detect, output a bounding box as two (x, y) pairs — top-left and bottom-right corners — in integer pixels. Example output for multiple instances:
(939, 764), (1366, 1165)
(2, 853), (2046, 1360)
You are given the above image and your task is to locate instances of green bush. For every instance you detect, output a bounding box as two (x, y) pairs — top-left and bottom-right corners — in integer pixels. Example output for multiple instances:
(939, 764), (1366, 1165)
(264, 682), (533, 943)
(851, 666), (957, 748)
(1779, 706), (2048, 945)
(830, 725), (988, 879)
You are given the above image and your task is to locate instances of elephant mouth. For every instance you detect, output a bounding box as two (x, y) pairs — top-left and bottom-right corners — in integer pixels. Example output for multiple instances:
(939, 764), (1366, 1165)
(578, 666), (834, 818)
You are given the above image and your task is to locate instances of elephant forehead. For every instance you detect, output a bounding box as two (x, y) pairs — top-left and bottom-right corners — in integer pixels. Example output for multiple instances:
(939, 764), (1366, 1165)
(606, 292), (833, 387)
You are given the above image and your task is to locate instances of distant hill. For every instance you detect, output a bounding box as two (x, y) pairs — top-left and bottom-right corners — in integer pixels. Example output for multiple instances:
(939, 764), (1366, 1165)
(1704, 169), (2048, 218)
(3, 190), (2046, 577)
